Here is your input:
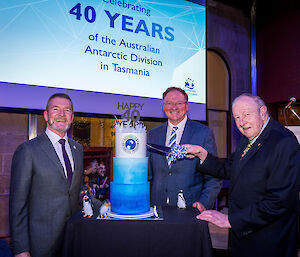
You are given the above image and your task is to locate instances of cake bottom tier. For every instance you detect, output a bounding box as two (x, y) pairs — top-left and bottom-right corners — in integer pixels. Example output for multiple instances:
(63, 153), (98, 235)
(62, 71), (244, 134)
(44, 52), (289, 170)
(110, 182), (150, 215)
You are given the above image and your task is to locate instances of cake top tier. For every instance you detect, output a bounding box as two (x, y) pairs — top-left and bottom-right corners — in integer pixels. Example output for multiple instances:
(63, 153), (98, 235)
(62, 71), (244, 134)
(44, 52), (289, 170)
(115, 120), (146, 134)
(115, 120), (147, 158)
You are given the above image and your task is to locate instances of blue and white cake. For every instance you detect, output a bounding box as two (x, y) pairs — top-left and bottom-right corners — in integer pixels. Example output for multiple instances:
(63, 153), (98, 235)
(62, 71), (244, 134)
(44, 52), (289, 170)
(110, 122), (150, 215)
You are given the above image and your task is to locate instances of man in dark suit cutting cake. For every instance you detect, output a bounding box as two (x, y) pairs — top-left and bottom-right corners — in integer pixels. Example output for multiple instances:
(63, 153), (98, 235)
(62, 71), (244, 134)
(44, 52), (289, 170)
(185, 93), (300, 257)
(148, 87), (222, 211)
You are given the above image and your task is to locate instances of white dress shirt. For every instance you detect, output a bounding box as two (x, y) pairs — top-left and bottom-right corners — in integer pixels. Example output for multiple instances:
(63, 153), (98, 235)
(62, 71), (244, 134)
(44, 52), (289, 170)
(165, 115), (187, 146)
(45, 128), (74, 177)
(250, 117), (270, 145)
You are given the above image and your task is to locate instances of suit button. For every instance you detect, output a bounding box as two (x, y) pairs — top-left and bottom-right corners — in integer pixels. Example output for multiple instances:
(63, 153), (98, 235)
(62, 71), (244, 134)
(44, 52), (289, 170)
(168, 172), (172, 175)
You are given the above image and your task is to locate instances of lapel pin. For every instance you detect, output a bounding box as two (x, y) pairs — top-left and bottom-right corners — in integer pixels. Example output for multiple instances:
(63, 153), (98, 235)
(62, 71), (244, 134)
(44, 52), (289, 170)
(73, 145), (76, 149)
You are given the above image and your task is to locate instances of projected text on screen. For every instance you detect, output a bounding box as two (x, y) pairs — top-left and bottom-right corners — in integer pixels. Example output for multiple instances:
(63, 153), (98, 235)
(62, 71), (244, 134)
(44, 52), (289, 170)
(0, 0), (206, 119)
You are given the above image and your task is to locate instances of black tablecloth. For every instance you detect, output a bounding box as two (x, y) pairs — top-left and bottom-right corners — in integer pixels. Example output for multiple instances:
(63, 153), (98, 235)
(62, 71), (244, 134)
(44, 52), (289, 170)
(62, 206), (213, 257)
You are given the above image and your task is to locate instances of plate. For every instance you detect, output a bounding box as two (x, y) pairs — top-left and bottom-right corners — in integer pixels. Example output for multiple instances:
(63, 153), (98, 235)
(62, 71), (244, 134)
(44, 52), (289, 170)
(107, 207), (155, 220)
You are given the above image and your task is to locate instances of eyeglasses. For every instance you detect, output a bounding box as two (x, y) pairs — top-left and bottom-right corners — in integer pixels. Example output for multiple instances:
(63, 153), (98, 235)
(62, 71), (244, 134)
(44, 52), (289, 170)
(163, 102), (187, 107)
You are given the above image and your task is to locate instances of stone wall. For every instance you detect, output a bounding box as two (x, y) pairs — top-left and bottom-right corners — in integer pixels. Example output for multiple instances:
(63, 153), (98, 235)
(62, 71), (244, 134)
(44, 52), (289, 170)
(207, 0), (251, 150)
(0, 113), (28, 238)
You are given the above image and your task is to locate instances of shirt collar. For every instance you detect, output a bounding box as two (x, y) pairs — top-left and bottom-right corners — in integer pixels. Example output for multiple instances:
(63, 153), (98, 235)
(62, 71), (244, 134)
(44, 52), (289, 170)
(45, 128), (68, 144)
(250, 116), (270, 144)
(168, 115), (187, 130)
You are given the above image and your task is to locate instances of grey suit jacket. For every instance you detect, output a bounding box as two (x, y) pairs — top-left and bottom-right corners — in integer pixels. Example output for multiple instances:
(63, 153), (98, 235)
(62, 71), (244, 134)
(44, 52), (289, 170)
(148, 119), (222, 208)
(9, 132), (84, 257)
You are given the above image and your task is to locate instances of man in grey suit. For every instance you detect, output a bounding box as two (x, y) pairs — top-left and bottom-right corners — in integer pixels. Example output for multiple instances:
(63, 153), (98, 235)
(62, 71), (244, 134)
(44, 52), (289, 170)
(148, 87), (222, 211)
(9, 93), (84, 257)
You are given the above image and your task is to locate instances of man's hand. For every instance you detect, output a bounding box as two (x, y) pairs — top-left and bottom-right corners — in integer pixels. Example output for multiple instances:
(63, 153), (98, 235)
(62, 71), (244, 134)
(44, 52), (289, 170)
(183, 144), (208, 162)
(193, 202), (206, 213)
(197, 210), (231, 228)
(16, 252), (31, 257)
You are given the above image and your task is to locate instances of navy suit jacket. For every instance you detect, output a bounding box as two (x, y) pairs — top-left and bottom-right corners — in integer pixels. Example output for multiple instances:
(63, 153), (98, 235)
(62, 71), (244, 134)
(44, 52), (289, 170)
(9, 132), (84, 257)
(200, 118), (300, 257)
(148, 119), (222, 208)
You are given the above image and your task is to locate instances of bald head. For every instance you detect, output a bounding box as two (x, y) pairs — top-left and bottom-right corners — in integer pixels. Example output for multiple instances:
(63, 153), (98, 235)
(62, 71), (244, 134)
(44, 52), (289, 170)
(232, 94), (269, 141)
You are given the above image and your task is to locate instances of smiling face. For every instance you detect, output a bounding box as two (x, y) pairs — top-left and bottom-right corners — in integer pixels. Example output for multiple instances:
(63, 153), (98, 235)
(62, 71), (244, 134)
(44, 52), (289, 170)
(163, 90), (189, 125)
(44, 97), (74, 137)
(232, 96), (268, 141)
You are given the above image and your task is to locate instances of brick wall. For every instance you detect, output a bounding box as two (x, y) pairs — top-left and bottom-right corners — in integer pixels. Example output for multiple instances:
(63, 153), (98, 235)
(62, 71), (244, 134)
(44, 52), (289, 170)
(0, 113), (28, 238)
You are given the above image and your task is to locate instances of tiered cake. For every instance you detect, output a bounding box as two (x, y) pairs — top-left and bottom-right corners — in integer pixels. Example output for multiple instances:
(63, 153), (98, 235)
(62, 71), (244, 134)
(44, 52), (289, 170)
(110, 122), (150, 215)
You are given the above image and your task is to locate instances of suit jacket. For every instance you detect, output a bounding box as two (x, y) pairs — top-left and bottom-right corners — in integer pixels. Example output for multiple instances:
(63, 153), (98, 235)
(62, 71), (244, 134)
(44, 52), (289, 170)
(200, 118), (300, 257)
(148, 119), (222, 208)
(9, 132), (84, 257)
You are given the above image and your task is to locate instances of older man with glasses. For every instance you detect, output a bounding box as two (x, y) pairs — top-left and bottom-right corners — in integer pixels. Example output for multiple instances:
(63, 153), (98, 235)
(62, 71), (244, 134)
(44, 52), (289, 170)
(147, 87), (222, 211)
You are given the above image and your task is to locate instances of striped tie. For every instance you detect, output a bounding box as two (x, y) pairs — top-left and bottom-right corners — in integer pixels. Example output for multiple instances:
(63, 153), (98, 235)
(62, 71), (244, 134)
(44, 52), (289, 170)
(169, 126), (178, 148)
(167, 126), (178, 167)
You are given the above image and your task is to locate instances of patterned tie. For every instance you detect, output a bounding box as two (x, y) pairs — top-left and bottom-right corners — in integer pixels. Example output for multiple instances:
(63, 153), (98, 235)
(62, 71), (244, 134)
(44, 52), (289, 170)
(168, 126), (178, 148)
(167, 126), (178, 167)
(58, 139), (73, 186)
(240, 141), (253, 159)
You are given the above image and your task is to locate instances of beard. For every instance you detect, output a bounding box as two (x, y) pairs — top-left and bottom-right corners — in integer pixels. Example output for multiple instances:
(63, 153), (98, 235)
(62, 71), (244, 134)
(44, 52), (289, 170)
(48, 117), (71, 133)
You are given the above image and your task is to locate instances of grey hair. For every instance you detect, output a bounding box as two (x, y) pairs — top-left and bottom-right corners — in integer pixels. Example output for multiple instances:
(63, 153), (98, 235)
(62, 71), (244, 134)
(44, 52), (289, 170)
(232, 93), (267, 113)
(46, 93), (73, 112)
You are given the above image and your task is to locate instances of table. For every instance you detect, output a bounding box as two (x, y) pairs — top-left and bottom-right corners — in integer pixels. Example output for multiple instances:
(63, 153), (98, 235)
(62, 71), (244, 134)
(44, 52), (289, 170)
(62, 206), (213, 257)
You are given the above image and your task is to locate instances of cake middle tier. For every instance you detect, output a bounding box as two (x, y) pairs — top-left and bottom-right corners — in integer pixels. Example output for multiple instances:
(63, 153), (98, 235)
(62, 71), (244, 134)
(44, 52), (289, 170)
(113, 157), (148, 184)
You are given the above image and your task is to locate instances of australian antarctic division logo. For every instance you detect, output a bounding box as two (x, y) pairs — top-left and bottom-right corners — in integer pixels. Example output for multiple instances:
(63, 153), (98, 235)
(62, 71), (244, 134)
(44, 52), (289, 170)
(122, 135), (139, 153)
(184, 77), (198, 96)
(185, 78), (195, 89)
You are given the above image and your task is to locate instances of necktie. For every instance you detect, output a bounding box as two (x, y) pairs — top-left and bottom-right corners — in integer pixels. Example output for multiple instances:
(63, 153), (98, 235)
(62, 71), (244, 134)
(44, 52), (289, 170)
(167, 126), (178, 167)
(58, 139), (73, 185)
(240, 141), (253, 159)
(168, 126), (178, 148)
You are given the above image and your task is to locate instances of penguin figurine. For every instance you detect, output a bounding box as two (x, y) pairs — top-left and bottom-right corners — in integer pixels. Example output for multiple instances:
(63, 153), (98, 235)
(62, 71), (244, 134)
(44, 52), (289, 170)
(177, 190), (186, 209)
(153, 205), (159, 218)
(97, 200), (111, 219)
(80, 189), (89, 198)
(82, 194), (94, 218)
